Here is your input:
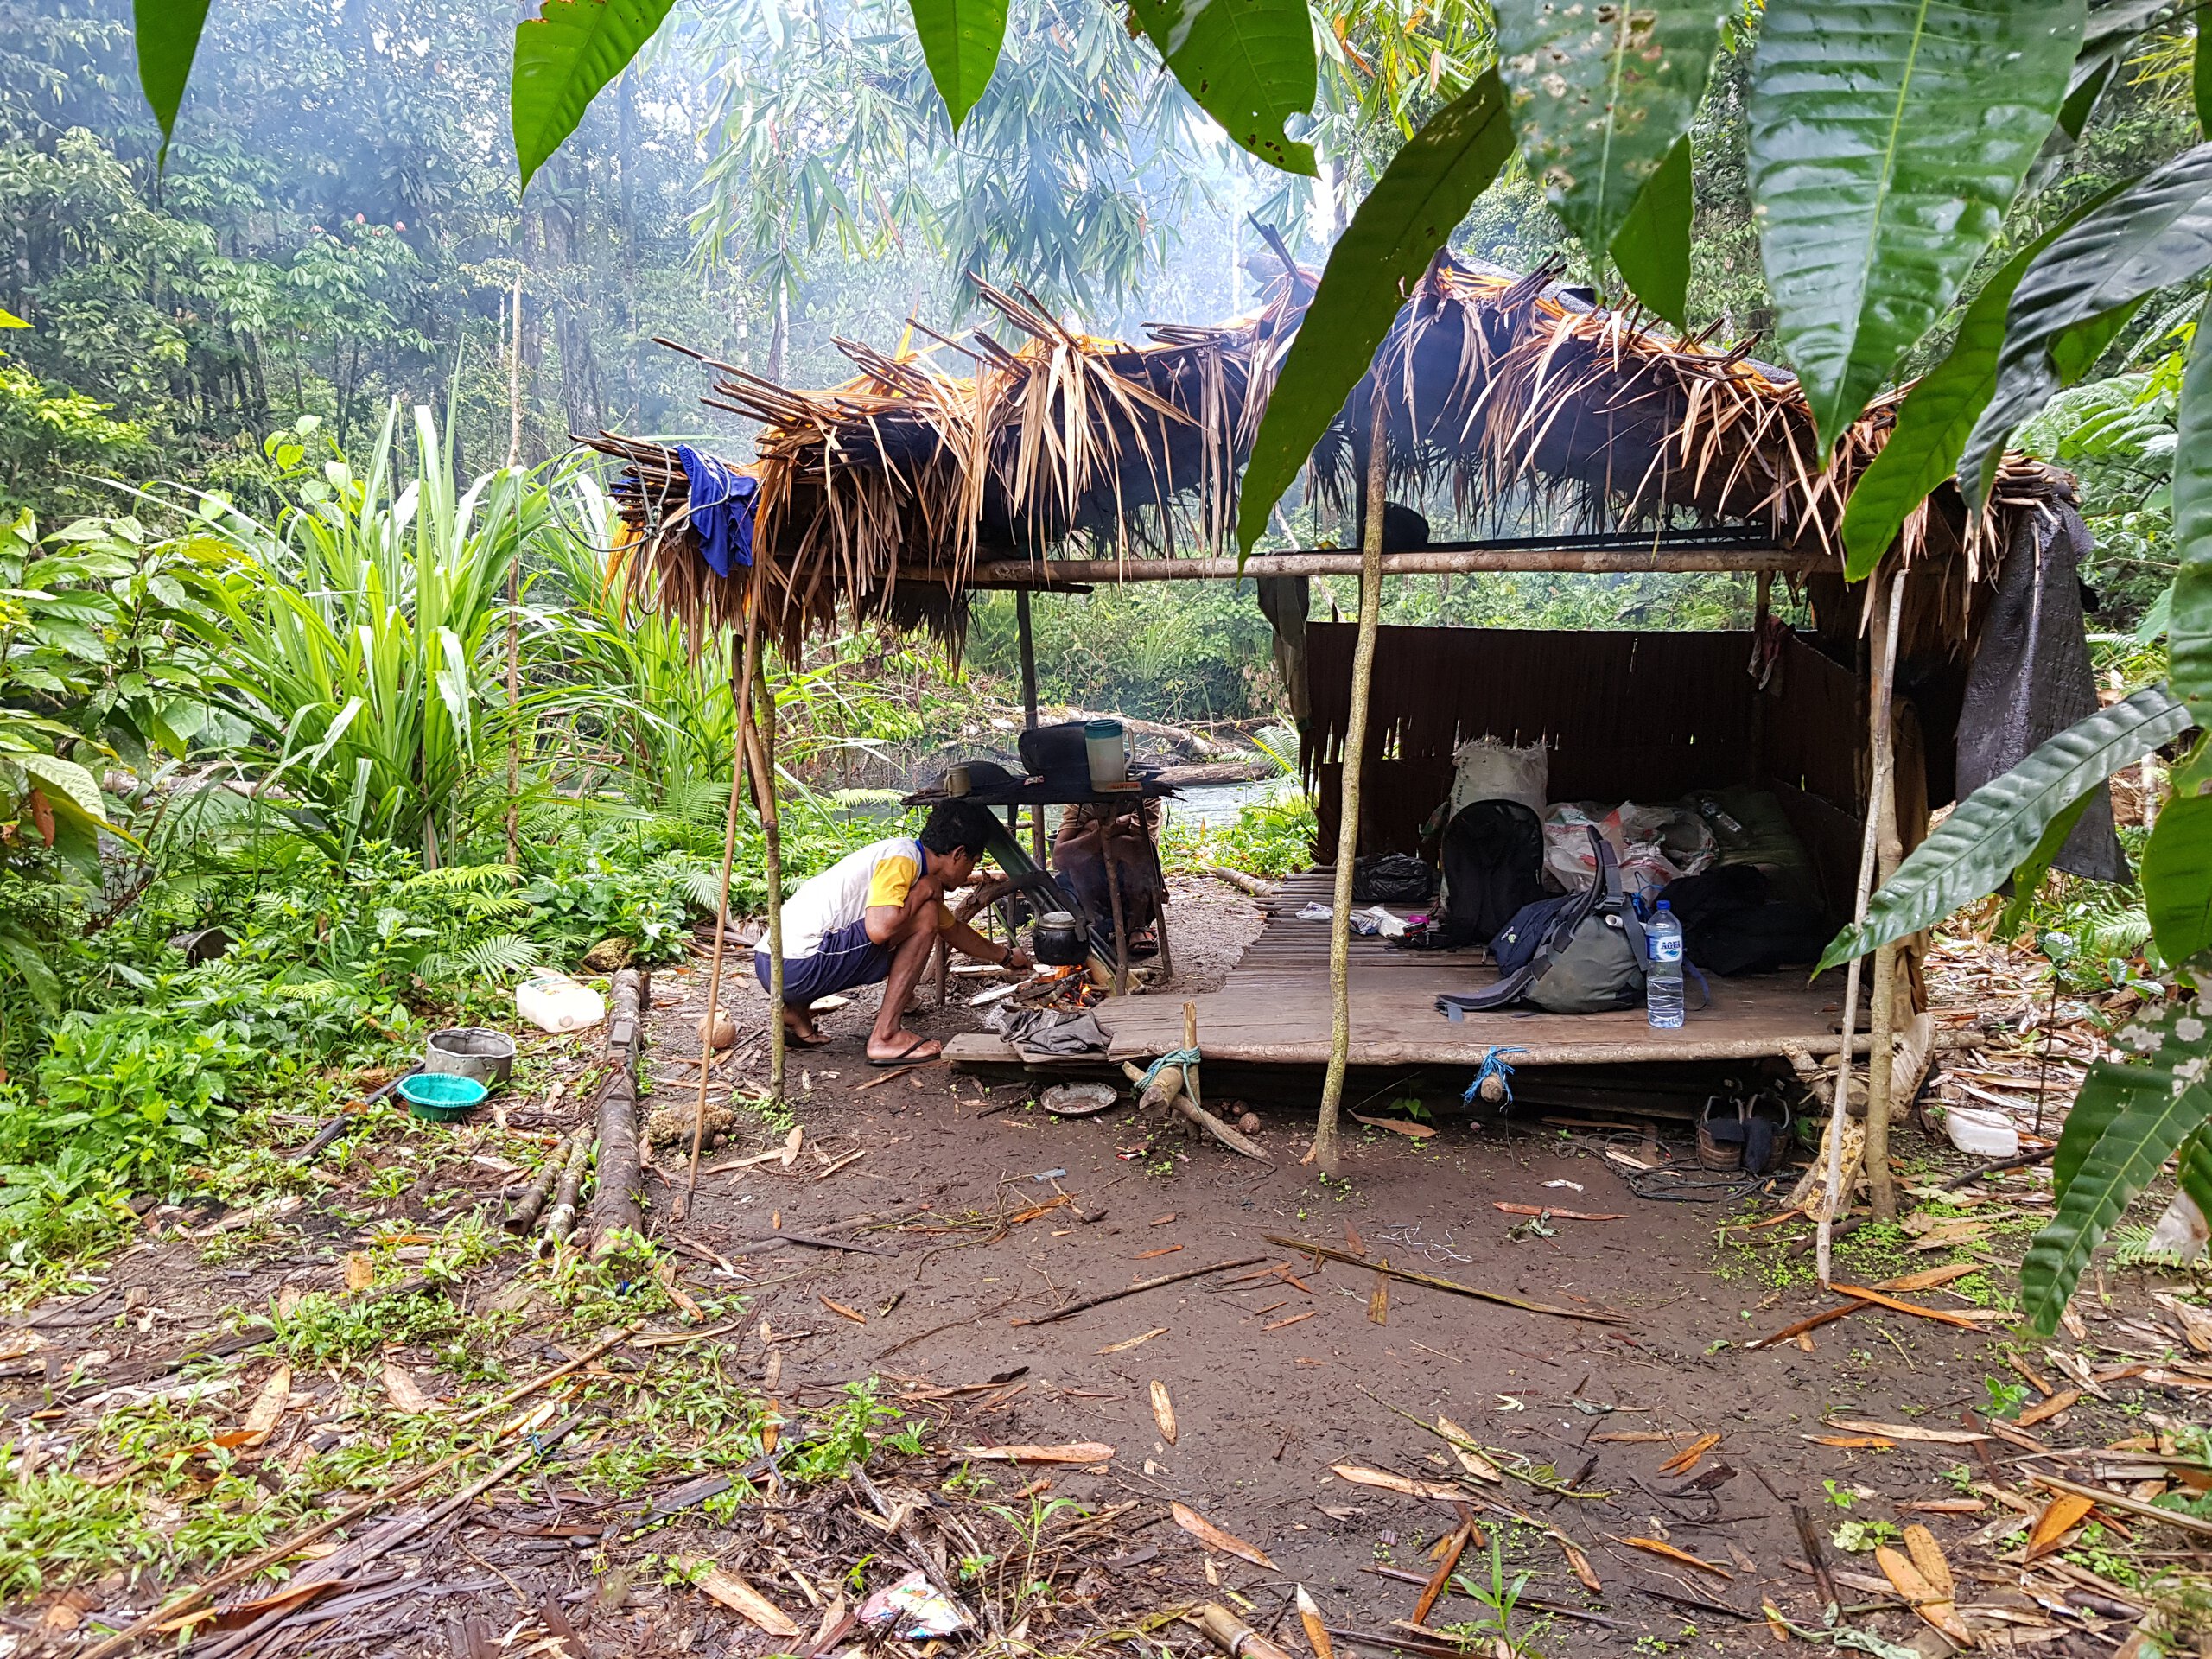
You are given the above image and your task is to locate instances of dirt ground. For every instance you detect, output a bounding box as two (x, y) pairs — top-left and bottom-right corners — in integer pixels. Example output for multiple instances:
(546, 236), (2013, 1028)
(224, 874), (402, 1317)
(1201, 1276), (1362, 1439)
(8, 876), (2210, 1657)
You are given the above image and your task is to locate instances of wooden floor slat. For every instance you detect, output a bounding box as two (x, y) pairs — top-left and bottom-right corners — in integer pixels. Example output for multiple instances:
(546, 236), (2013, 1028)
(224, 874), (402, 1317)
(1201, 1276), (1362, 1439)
(1091, 868), (1861, 1068)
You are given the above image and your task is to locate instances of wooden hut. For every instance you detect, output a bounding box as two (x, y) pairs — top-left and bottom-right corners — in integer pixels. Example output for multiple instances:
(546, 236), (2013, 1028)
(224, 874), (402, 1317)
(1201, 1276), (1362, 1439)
(583, 257), (2111, 1105)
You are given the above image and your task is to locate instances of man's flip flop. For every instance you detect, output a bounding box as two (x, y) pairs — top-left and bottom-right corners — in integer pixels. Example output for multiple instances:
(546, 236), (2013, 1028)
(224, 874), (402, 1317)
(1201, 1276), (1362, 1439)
(868, 1037), (942, 1067)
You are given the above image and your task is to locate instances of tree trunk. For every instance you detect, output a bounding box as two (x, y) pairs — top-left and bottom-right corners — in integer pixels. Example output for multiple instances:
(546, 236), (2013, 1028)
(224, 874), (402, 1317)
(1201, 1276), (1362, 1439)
(1862, 579), (1906, 1222)
(1312, 390), (1389, 1172)
(588, 969), (646, 1253)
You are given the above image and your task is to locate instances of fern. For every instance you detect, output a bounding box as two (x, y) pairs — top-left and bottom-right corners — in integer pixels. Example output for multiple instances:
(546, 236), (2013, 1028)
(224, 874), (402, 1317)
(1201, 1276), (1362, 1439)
(418, 933), (543, 984)
(401, 863), (520, 894)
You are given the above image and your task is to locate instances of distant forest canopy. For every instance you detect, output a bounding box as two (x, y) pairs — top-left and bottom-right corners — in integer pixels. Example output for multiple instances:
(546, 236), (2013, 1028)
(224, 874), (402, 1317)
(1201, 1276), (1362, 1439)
(0, 0), (2196, 639)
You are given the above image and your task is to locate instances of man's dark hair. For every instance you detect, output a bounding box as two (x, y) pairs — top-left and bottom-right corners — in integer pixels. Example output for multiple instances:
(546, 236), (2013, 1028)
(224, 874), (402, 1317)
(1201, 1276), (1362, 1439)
(920, 800), (996, 858)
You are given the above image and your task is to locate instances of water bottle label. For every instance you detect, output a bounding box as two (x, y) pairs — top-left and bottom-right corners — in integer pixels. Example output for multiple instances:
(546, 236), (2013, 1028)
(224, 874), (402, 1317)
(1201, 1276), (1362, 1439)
(1651, 935), (1682, 963)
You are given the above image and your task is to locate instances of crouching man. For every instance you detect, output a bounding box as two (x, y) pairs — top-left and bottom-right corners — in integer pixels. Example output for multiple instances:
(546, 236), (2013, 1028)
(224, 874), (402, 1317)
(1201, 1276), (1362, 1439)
(756, 800), (1030, 1065)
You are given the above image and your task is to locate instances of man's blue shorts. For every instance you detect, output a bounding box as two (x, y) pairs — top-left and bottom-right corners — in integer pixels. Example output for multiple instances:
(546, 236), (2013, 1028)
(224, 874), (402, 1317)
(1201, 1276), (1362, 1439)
(756, 917), (891, 1007)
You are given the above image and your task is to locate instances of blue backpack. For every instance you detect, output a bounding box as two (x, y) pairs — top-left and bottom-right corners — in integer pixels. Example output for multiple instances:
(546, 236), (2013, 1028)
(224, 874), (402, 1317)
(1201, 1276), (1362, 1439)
(1439, 830), (1649, 1017)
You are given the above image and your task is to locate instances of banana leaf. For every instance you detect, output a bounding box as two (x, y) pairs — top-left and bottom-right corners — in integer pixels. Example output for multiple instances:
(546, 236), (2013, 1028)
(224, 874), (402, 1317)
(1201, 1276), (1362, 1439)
(1745, 0), (2085, 456)
(1236, 69), (1516, 556)
(1818, 686), (2192, 971)
(1961, 142), (2212, 504)
(2023, 1072), (2212, 1332)
(512, 0), (677, 194)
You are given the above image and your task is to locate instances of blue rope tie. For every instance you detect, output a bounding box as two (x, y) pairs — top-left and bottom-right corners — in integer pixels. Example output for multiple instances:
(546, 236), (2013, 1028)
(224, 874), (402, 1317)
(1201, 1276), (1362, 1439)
(1463, 1046), (1529, 1106)
(1136, 1046), (1202, 1095)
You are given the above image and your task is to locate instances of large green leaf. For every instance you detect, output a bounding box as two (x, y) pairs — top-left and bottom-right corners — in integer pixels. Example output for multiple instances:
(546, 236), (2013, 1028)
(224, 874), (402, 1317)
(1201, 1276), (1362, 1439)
(2053, 999), (2195, 1197)
(132, 0), (212, 164)
(1496, 0), (1725, 281)
(2168, 295), (2212, 718)
(1819, 686), (2192, 969)
(1745, 0), (2084, 458)
(906, 0), (1009, 131)
(1235, 69), (1516, 556)
(1610, 134), (1694, 326)
(1993, 787), (2097, 941)
(1839, 181), (2126, 579)
(2024, 1068), (2212, 1332)
(2178, 1124), (2212, 1223)
(1129, 0), (1319, 175)
(512, 0), (677, 195)
(1961, 142), (2212, 503)
(2143, 791), (2212, 963)
(2057, 0), (2181, 143)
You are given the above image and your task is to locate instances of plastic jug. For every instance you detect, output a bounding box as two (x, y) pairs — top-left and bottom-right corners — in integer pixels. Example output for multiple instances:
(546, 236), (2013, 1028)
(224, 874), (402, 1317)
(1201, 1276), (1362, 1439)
(517, 969), (606, 1033)
(1084, 719), (1131, 787)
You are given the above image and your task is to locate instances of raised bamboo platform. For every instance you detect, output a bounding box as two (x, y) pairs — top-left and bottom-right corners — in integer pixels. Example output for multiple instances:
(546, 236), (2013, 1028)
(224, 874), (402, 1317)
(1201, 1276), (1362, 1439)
(945, 871), (1866, 1071)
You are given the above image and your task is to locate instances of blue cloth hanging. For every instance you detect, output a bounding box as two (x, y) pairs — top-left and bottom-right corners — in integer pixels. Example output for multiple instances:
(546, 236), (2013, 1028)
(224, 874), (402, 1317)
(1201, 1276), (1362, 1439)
(676, 443), (758, 576)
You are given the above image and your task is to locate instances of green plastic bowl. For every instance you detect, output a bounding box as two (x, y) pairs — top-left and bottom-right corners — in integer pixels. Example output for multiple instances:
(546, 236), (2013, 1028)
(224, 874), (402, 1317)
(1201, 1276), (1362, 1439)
(397, 1071), (488, 1122)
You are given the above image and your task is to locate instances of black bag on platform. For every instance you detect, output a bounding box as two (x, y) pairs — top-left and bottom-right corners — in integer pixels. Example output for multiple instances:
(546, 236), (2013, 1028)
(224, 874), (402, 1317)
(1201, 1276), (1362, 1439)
(1657, 867), (1832, 976)
(1438, 830), (1648, 1016)
(1438, 799), (1545, 945)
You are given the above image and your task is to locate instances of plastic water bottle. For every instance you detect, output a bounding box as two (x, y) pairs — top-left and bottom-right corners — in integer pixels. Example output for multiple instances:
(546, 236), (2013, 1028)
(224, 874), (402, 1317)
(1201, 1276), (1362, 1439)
(1645, 901), (1685, 1029)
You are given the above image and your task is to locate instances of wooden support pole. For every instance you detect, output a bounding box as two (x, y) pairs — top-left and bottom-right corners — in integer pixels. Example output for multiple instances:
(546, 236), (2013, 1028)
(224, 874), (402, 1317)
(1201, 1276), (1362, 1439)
(1818, 570), (1904, 1281)
(1313, 391), (1389, 1173)
(1863, 580), (1906, 1223)
(937, 543), (1815, 587)
(683, 607), (760, 1219)
(1016, 587), (1046, 862)
(503, 270), (524, 872)
(754, 652), (788, 1101)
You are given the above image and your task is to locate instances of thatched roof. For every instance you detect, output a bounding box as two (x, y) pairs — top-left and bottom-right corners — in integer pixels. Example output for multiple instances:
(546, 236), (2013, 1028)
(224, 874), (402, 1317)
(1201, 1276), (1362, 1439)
(582, 257), (2070, 653)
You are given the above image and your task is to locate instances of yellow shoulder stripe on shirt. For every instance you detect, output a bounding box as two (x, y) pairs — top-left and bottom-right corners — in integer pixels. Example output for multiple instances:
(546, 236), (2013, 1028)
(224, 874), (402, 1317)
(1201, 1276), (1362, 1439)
(864, 852), (920, 911)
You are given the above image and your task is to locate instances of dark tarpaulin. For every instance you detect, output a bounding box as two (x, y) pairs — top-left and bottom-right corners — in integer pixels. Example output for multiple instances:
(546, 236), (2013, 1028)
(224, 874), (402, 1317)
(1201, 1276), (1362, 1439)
(1955, 500), (2127, 883)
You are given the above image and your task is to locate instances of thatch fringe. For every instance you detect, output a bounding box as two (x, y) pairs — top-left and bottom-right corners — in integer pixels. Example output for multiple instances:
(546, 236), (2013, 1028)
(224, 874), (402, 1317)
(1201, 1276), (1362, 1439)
(581, 258), (2070, 656)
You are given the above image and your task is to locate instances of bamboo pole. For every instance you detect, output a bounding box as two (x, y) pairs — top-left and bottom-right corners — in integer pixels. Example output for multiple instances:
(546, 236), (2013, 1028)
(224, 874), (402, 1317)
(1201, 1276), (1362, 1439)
(1862, 582), (1906, 1223)
(682, 602), (762, 1219)
(933, 545), (1815, 586)
(1817, 570), (1905, 1282)
(503, 271), (524, 872)
(1311, 390), (1389, 1172)
(753, 651), (788, 1102)
(1016, 587), (1046, 863)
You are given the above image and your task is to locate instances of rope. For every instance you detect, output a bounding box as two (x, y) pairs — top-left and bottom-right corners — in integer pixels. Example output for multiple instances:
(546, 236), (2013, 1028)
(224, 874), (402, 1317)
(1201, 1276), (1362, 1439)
(1136, 1046), (1201, 1096)
(1462, 1046), (1529, 1105)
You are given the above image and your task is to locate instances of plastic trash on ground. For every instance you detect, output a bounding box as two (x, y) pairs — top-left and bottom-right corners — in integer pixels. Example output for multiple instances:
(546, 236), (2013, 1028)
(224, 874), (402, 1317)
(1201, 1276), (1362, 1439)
(516, 969), (606, 1033)
(1295, 902), (1332, 921)
(1349, 906), (1406, 938)
(1942, 1103), (2019, 1159)
(856, 1569), (970, 1637)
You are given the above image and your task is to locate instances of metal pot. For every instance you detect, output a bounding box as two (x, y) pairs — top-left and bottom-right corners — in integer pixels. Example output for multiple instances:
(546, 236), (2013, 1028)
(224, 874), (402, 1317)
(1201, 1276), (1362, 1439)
(1032, 911), (1088, 968)
(424, 1027), (517, 1087)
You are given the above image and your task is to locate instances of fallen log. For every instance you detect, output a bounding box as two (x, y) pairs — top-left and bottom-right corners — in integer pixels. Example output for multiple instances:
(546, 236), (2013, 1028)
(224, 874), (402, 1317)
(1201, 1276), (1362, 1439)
(506, 1125), (588, 1235)
(589, 968), (647, 1254)
(541, 1129), (594, 1244)
(1153, 759), (1276, 786)
(1202, 865), (1279, 898)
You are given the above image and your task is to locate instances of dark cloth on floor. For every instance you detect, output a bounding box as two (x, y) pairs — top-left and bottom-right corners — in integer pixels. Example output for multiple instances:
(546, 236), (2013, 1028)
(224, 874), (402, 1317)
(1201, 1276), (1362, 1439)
(677, 443), (759, 576)
(985, 1006), (1109, 1061)
(1957, 500), (2126, 882)
(756, 917), (888, 1006)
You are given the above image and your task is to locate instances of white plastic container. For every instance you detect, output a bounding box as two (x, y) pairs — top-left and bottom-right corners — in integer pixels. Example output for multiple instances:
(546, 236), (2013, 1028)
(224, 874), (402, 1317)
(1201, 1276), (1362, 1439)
(1084, 719), (1130, 787)
(1943, 1103), (2019, 1159)
(517, 970), (606, 1033)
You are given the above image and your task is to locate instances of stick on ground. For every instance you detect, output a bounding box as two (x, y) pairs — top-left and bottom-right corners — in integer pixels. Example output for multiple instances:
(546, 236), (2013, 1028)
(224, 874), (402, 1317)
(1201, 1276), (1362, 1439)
(1262, 1236), (1626, 1325)
(1009, 1256), (1267, 1326)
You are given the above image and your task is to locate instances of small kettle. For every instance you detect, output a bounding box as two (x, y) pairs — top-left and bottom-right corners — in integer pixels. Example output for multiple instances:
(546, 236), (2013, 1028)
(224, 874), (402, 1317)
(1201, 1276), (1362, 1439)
(1032, 911), (1088, 967)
